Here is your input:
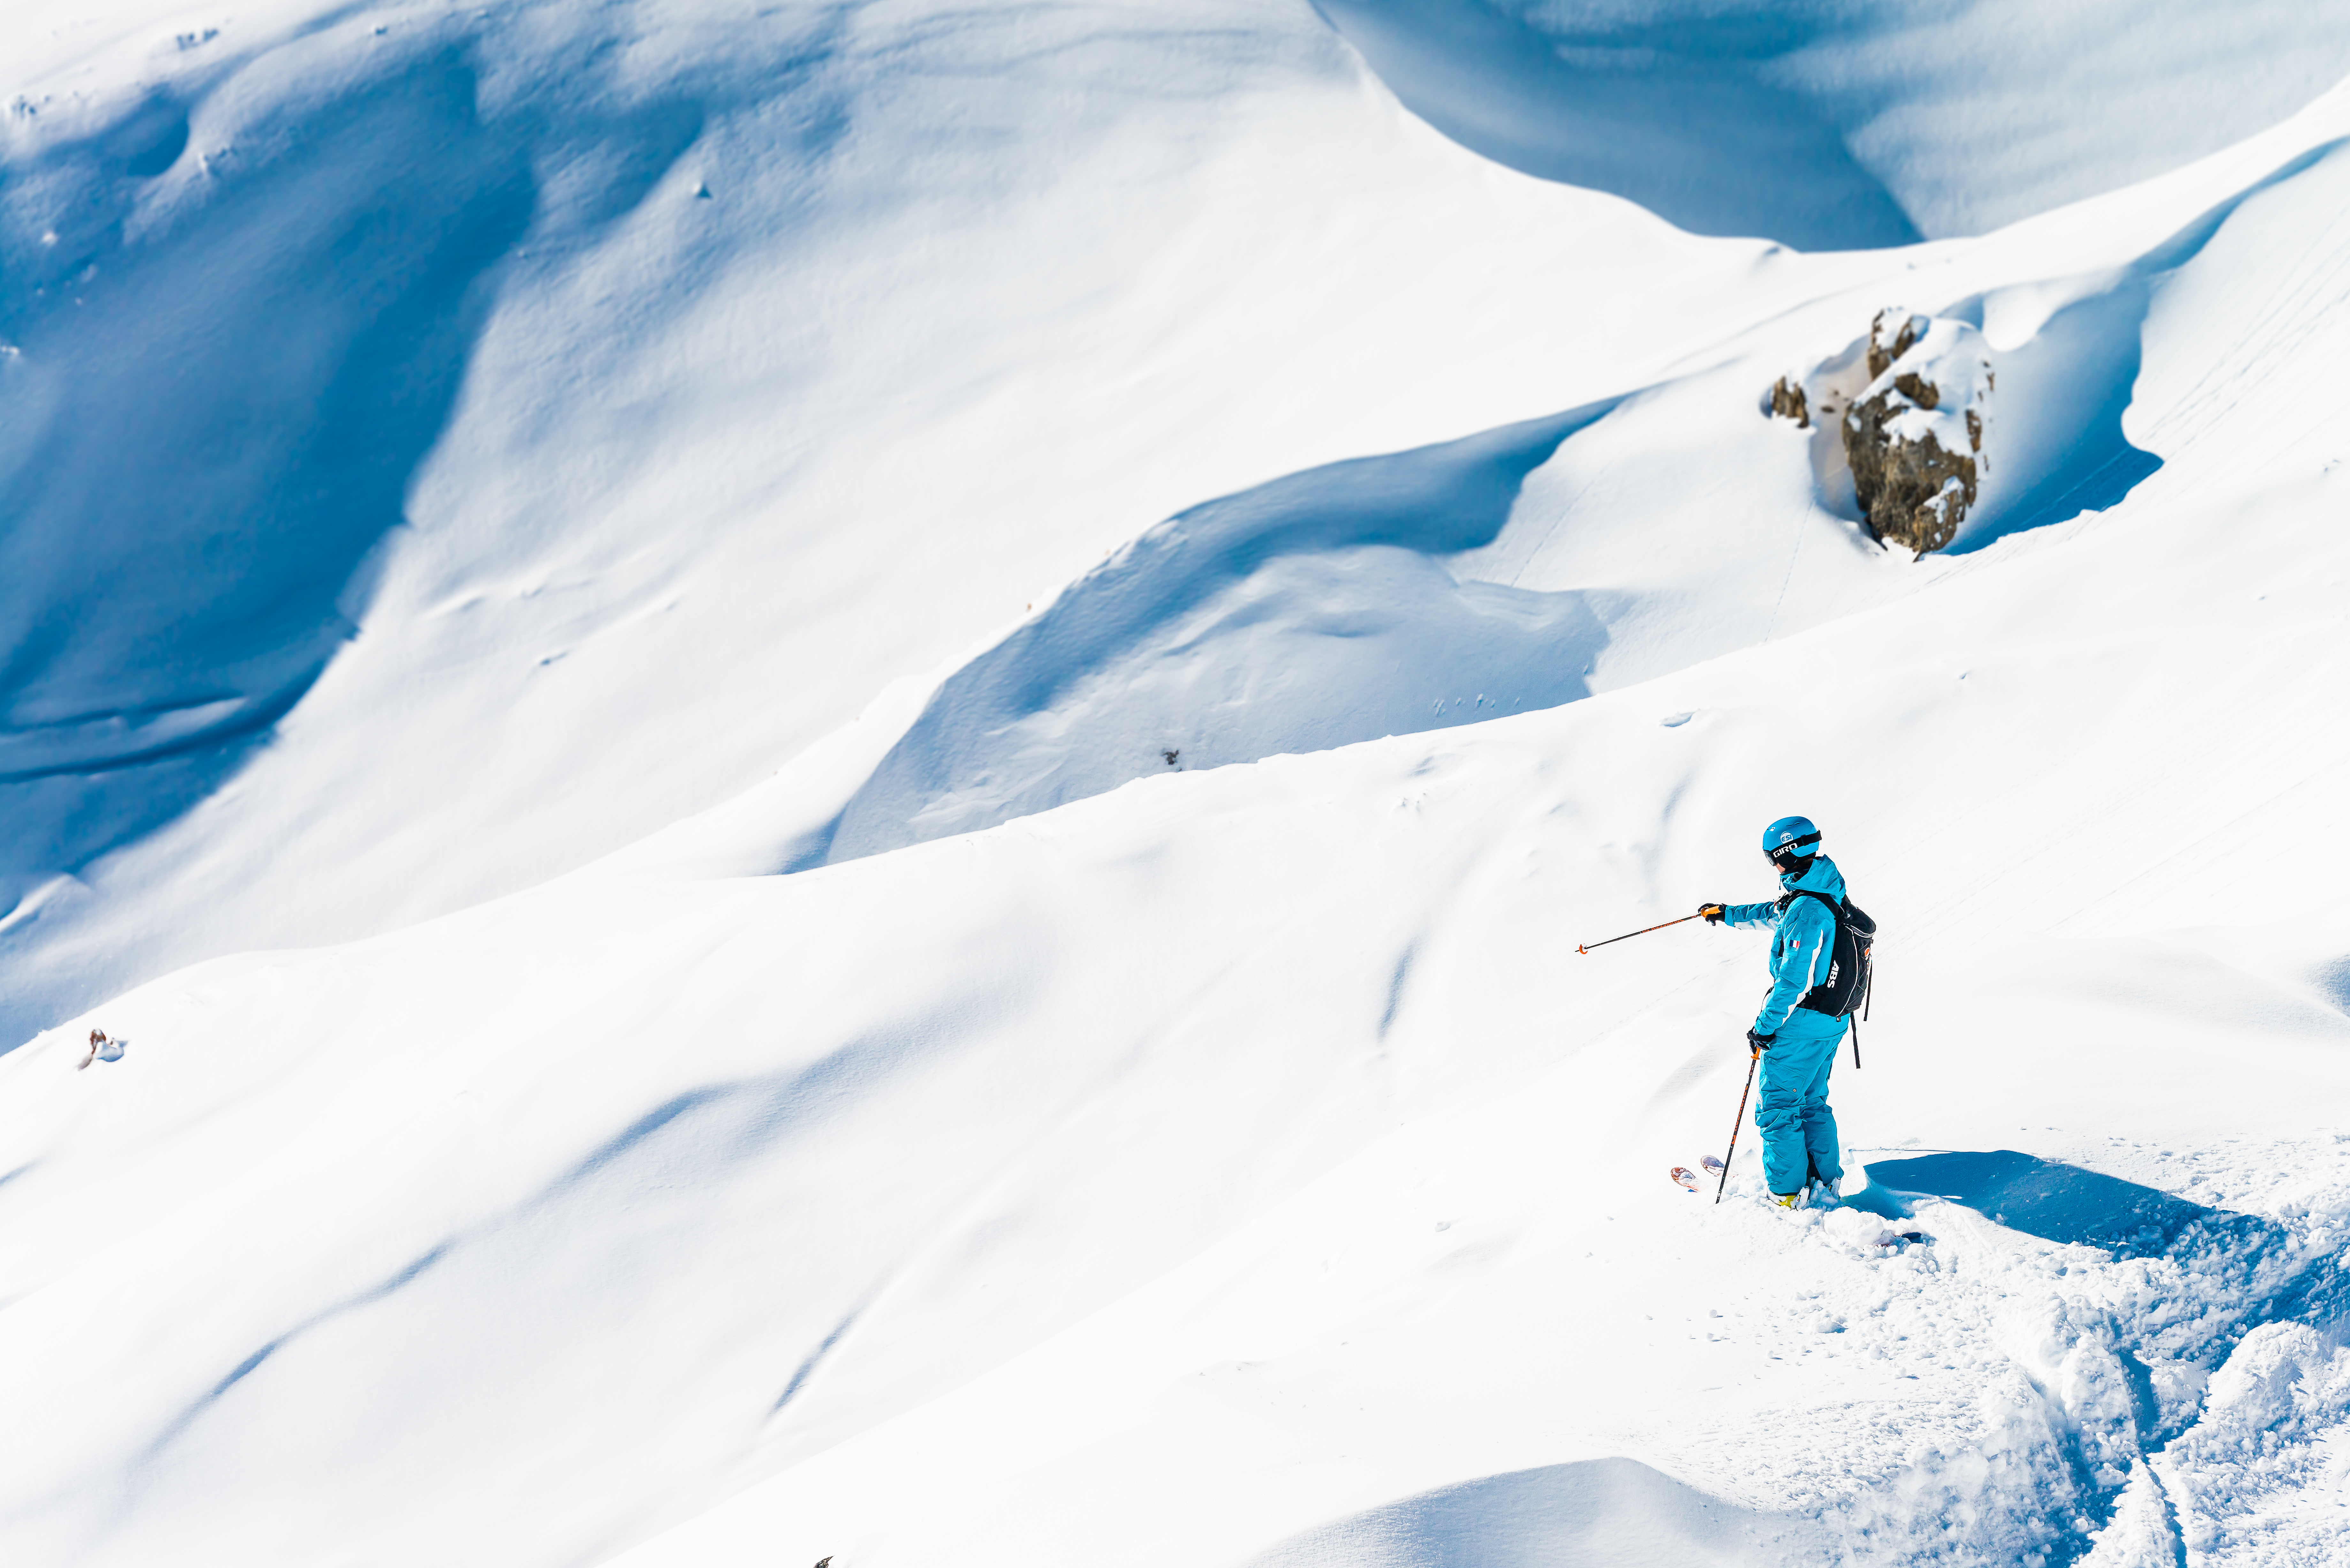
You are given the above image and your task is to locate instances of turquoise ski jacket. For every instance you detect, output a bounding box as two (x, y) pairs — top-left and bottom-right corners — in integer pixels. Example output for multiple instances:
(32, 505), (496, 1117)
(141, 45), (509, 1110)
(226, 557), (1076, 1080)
(1722, 854), (1848, 1036)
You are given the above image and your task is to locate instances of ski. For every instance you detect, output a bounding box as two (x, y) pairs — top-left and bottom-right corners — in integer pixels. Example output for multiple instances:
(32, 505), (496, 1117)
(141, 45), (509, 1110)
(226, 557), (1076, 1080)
(1671, 1156), (1728, 1192)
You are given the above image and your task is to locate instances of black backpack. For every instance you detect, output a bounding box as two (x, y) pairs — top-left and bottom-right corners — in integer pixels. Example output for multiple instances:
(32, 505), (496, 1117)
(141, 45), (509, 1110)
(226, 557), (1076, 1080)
(1782, 889), (1876, 1018)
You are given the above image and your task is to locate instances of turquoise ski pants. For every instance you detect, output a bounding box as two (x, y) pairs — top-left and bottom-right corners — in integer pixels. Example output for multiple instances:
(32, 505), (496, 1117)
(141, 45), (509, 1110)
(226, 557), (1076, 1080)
(1756, 1012), (1846, 1196)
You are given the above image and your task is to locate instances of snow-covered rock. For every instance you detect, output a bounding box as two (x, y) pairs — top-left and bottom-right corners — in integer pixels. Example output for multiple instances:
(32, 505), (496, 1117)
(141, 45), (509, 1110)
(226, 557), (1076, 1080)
(1842, 310), (1993, 556)
(1765, 374), (1811, 428)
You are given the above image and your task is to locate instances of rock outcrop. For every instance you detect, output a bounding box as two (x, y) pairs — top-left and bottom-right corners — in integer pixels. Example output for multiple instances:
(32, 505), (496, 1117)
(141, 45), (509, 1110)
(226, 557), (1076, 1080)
(1767, 375), (1810, 428)
(1841, 309), (1992, 555)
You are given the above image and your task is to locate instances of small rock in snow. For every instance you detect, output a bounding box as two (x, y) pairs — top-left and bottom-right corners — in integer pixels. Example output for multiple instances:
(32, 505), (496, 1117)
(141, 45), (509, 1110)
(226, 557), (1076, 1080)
(1765, 374), (1810, 427)
(77, 1028), (126, 1069)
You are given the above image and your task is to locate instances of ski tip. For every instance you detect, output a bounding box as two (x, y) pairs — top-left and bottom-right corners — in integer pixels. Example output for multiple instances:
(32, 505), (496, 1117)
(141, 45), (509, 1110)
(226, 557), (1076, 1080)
(1670, 1166), (1701, 1191)
(1700, 1155), (1725, 1174)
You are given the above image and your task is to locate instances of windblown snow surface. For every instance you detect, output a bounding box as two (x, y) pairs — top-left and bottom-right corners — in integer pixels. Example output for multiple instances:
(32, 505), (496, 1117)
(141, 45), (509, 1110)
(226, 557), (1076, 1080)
(5, 3), (2350, 1566)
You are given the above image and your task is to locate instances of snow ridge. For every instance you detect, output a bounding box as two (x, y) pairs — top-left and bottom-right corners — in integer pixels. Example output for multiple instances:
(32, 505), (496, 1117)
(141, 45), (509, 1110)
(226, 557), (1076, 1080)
(1317, 0), (2350, 245)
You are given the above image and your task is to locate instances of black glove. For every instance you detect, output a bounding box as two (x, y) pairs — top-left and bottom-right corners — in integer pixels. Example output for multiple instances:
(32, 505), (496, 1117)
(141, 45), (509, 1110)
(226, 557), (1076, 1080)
(1746, 1028), (1775, 1055)
(1700, 902), (1726, 924)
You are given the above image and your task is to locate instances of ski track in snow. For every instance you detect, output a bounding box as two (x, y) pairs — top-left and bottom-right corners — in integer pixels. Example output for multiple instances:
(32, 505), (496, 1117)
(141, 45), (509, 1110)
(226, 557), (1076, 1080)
(1247, 1130), (2350, 1568)
(3, 4), (2350, 1567)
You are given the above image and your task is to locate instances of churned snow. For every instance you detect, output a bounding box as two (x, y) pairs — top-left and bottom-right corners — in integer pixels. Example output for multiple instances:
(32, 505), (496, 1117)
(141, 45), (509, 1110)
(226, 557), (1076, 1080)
(4, 4), (2350, 1567)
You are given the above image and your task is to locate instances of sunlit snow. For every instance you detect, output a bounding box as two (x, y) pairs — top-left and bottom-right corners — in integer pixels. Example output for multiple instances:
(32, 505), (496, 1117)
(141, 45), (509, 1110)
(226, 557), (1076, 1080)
(4, 4), (2350, 1567)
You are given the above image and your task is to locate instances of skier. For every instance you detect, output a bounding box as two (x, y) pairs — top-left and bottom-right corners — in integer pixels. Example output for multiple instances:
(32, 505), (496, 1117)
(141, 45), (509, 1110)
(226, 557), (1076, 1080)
(1698, 816), (1854, 1209)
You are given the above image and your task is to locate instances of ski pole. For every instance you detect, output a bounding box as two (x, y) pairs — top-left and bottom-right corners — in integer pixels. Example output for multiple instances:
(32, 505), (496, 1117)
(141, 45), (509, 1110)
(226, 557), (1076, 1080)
(1577, 909), (1712, 955)
(1714, 1049), (1758, 1206)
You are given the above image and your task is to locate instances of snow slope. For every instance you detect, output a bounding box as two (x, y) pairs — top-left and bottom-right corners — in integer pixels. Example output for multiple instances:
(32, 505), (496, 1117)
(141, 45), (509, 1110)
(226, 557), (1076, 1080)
(4, 0), (1763, 1040)
(731, 89), (2350, 869)
(8, 411), (2349, 1566)
(4, 4), (2350, 1568)
(8, 0), (2349, 1046)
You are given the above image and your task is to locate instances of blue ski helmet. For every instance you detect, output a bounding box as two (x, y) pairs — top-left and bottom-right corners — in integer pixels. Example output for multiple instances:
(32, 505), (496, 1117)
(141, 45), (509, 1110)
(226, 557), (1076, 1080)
(1762, 815), (1821, 871)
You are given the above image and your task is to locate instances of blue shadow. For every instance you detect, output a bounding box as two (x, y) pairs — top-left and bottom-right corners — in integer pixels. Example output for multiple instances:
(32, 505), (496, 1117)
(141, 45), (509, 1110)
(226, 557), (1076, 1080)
(1313, 0), (1917, 250)
(2316, 954), (2350, 1017)
(822, 402), (1619, 864)
(1245, 1455), (1784, 1567)
(1942, 285), (2164, 555)
(0, 50), (716, 1045)
(1940, 136), (2350, 555)
(0, 54), (536, 922)
(1862, 1150), (2287, 1264)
